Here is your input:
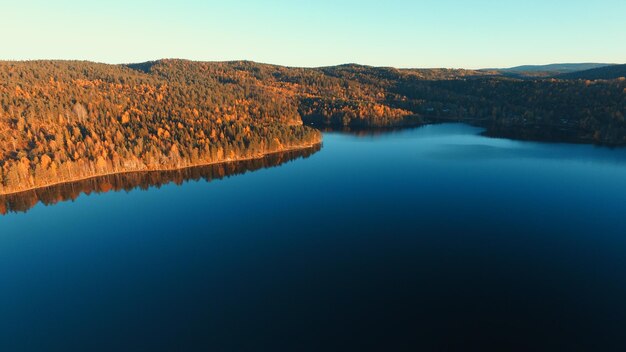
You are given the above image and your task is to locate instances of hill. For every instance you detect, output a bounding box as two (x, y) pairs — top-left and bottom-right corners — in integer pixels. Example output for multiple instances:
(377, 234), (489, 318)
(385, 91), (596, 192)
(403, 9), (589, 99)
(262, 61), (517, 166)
(558, 64), (626, 80)
(0, 60), (322, 195)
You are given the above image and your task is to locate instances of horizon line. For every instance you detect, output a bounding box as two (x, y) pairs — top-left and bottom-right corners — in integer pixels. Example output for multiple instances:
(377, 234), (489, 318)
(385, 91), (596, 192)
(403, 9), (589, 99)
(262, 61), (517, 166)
(0, 58), (622, 71)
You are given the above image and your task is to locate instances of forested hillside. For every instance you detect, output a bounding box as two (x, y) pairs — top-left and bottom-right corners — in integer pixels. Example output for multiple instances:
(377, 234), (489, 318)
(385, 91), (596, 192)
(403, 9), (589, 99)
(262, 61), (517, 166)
(0, 60), (321, 194)
(1, 59), (625, 194)
(306, 64), (625, 143)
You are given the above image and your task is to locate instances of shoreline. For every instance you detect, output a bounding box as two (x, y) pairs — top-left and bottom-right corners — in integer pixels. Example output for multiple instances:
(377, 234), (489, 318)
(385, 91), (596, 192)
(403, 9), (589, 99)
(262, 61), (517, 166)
(4, 120), (623, 198)
(313, 119), (626, 147)
(0, 142), (321, 197)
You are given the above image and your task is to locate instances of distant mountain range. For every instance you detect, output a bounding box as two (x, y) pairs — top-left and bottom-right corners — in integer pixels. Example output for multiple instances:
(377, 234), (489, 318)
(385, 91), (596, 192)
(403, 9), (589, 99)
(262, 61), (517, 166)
(483, 63), (620, 78)
(500, 63), (614, 73)
(557, 64), (626, 80)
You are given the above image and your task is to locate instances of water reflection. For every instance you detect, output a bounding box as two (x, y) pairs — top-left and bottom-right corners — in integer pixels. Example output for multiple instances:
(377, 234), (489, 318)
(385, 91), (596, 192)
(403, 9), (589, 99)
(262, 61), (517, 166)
(313, 124), (425, 137)
(0, 145), (321, 215)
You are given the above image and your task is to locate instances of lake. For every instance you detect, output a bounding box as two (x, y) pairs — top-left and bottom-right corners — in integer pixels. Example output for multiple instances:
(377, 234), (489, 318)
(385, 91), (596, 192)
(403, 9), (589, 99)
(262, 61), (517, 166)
(2, 123), (626, 350)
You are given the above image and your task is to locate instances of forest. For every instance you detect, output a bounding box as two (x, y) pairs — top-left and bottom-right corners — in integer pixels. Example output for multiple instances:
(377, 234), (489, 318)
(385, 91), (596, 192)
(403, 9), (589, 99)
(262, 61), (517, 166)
(0, 60), (322, 195)
(1, 59), (625, 194)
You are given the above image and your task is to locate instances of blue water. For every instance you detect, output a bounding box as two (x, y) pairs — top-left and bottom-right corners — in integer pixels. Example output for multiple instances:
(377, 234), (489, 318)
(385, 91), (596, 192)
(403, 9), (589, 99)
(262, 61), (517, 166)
(2, 124), (626, 350)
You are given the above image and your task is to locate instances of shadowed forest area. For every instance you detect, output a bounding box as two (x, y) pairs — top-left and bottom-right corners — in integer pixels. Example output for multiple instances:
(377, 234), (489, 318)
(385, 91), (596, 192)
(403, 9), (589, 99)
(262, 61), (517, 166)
(1, 59), (624, 194)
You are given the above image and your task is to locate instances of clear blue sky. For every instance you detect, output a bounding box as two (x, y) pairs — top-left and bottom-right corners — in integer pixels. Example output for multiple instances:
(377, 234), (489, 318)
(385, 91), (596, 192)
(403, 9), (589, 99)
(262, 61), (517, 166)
(2, 0), (625, 68)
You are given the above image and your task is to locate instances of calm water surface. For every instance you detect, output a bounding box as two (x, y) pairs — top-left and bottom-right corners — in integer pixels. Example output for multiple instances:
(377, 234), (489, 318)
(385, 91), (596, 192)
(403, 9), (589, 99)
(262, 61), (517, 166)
(2, 124), (626, 350)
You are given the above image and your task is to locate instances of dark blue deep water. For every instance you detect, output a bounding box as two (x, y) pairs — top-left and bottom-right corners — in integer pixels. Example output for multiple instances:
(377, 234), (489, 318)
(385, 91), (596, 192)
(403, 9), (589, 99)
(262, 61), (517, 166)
(2, 124), (626, 351)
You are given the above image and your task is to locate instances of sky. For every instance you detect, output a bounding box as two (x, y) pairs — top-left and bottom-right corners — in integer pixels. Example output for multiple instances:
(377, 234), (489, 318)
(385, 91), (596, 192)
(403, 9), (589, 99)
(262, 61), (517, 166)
(2, 0), (625, 69)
